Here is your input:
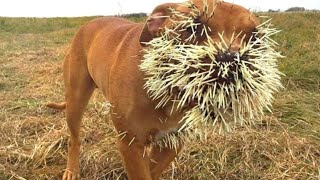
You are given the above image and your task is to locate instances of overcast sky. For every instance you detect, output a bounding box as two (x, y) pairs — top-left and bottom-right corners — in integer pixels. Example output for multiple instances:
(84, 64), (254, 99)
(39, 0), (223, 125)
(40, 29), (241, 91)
(0, 0), (319, 17)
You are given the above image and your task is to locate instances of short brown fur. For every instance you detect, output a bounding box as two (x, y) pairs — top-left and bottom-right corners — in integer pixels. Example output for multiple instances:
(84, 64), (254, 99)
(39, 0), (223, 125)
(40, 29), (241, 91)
(47, 1), (258, 179)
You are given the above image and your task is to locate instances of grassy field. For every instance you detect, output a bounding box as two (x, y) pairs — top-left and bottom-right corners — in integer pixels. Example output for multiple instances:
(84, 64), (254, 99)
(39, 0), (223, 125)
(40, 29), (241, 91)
(0, 12), (319, 179)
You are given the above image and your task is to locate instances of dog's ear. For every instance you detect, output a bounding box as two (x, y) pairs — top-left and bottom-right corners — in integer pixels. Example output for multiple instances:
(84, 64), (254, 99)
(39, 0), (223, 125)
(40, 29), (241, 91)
(139, 3), (178, 45)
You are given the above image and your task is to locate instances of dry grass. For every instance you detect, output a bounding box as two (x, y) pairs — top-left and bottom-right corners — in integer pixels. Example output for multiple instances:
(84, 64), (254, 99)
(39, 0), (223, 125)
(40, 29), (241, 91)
(0, 13), (320, 179)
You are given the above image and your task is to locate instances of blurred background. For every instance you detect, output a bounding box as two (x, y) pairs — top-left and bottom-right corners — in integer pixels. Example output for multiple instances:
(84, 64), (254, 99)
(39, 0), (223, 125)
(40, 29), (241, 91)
(0, 0), (319, 17)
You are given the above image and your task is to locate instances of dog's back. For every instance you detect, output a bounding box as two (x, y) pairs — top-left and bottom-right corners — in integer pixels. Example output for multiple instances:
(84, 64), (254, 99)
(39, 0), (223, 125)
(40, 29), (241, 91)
(48, 17), (144, 110)
(73, 17), (141, 52)
(64, 17), (145, 98)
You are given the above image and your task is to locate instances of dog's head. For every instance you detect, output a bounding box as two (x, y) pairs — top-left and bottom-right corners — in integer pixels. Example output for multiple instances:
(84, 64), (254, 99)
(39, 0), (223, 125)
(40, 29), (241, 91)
(139, 0), (283, 132)
(140, 0), (258, 50)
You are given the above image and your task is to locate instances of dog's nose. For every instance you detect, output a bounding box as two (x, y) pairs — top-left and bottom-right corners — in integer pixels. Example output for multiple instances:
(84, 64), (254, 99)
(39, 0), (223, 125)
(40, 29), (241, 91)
(215, 50), (237, 63)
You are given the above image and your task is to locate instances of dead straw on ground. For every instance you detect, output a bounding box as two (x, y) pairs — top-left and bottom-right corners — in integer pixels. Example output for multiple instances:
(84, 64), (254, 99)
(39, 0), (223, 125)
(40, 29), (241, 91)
(0, 14), (320, 179)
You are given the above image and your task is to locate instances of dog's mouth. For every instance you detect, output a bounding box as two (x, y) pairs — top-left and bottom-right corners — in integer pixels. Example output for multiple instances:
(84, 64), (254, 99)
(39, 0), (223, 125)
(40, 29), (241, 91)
(140, 3), (283, 133)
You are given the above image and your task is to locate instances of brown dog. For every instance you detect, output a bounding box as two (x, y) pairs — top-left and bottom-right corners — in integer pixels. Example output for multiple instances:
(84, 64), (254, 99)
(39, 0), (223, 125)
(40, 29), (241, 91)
(47, 0), (258, 179)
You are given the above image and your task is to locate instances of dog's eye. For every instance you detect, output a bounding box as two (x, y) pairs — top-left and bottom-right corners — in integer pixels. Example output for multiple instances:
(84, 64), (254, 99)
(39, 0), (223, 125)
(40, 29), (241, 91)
(251, 27), (264, 40)
(250, 27), (263, 48)
(185, 18), (202, 34)
(186, 26), (193, 34)
(182, 18), (209, 43)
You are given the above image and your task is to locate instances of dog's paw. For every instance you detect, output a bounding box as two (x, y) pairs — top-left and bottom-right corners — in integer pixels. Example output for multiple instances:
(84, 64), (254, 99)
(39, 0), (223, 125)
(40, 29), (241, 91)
(62, 169), (80, 180)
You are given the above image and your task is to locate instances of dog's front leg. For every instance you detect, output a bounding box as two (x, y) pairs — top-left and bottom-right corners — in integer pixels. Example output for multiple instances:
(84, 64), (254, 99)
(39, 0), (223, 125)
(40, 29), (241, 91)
(117, 139), (152, 180)
(149, 145), (183, 180)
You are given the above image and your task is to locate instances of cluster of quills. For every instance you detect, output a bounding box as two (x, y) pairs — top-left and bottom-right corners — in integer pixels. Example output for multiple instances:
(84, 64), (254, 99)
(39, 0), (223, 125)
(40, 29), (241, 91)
(139, 0), (284, 151)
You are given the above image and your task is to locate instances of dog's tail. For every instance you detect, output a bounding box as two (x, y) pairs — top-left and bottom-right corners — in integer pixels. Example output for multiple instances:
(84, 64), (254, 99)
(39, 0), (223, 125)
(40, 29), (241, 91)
(46, 102), (66, 110)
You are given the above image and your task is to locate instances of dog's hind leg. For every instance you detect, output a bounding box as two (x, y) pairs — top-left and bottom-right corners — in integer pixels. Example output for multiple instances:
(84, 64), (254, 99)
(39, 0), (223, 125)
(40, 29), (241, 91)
(62, 51), (96, 180)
